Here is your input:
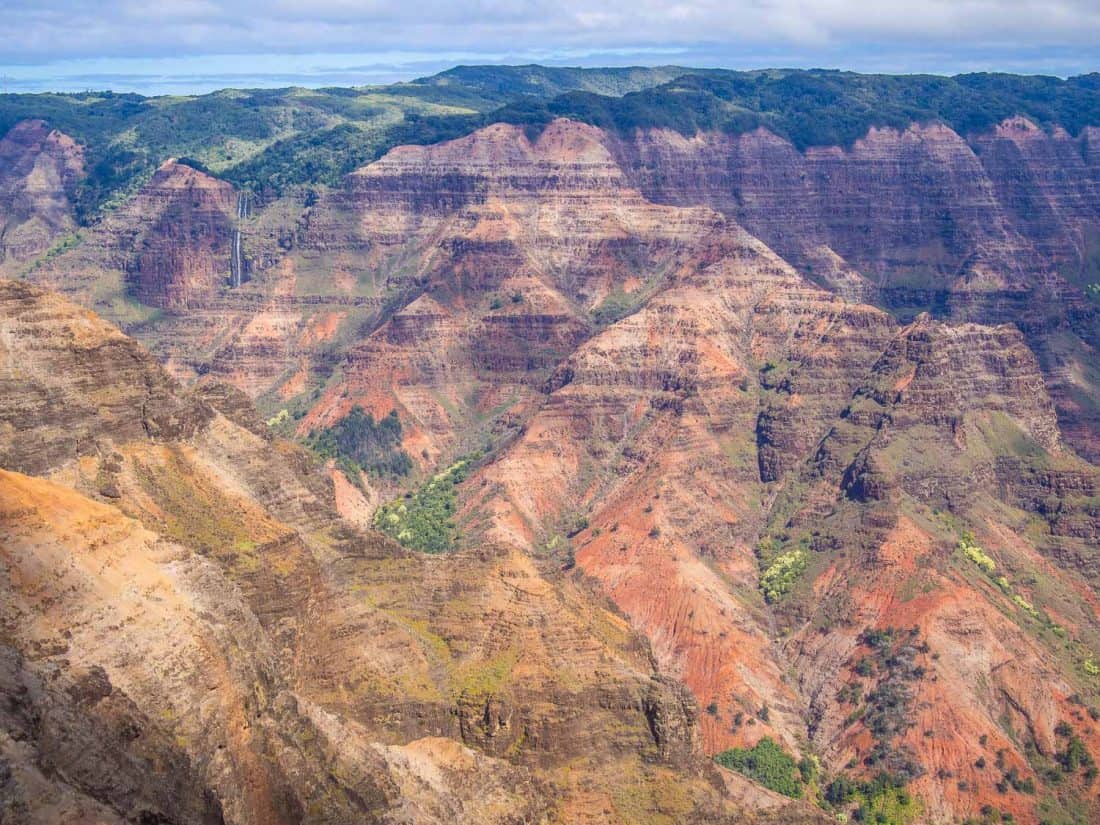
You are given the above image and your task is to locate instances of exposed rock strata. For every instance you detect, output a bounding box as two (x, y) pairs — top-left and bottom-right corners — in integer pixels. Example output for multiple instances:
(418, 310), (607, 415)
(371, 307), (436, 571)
(0, 120), (84, 273)
(0, 279), (829, 824)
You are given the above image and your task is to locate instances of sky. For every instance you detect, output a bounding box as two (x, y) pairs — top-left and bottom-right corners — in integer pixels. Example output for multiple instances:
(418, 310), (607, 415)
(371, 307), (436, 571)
(0, 1), (1097, 95)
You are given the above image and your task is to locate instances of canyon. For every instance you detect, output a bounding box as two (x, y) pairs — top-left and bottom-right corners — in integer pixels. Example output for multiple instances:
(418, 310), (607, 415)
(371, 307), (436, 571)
(2, 67), (1100, 824)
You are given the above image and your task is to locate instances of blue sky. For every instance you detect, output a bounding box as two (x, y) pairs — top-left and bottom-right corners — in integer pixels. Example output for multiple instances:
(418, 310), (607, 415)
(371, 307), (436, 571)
(1, 1), (1097, 95)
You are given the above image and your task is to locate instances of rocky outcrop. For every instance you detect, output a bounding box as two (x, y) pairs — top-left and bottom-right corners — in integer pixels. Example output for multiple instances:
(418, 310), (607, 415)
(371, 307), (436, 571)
(614, 120), (1100, 308)
(0, 120), (84, 273)
(0, 279), (212, 475)
(808, 315), (1067, 511)
(610, 120), (1100, 461)
(299, 120), (732, 461)
(1, 279), (817, 824)
(735, 312), (1100, 822)
(120, 161), (240, 308)
(27, 159), (246, 312)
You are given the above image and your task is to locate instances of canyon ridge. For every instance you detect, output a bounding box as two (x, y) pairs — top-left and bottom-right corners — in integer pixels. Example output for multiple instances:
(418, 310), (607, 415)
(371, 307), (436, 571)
(2, 66), (1100, 825)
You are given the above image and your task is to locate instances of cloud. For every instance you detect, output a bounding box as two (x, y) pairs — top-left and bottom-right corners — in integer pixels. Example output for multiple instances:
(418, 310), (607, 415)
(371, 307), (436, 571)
(0, 1), (1096, 92)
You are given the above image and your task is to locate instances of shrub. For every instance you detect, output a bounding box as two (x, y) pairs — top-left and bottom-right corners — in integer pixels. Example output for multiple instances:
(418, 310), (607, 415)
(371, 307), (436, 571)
(592, 288), (638, 325)
(827, 776), (859, 804)
(566, 516), (589, 537)
(1011, 594), (1040, 620)
(958, 533), (996, 574)
(306, 406), (412, 478)
(826, 772), (921, 824)
(1056, 734), (1094, 773)
(714, 737), (803, 798)
(373, 456), (476, 553)
(759, 548), (808, 603)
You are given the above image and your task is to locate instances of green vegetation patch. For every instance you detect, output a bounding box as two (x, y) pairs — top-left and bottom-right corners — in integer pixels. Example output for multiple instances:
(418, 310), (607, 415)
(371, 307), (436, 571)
(825, 772), (923, 824)
(306, 405), (412, 480)
(373, 456), (477, 553)
(959, 532), (997, 573)
(9, 68), (1100, 223)
(498, 70), (1100, 151)
(448, 649), (517, 700)
(759, 546), (809, 603)
(714, 737), (804, 798)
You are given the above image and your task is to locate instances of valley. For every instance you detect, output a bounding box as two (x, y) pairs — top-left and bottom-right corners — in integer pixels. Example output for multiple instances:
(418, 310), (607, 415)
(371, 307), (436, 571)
(2, 66), (1100, 824)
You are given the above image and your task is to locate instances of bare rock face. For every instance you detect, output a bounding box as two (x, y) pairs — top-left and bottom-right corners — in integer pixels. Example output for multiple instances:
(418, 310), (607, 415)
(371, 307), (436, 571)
(0, 611), (227, 825)
(767, 318), (1100, 823)
(452, 191), (896, 755)
(813, 315), (1068, 512)
(615, 120), (1100, 309)
(0, 279), (212, 475)
(299, 120), (733, 460)
(28, 158), (244, 313)
(121, 161), (240, 308)
(0, 120), (84, 273)
(611, 120), (1100, 460)
(25, 114), (1100, 456)
(0, 279), (828, 824)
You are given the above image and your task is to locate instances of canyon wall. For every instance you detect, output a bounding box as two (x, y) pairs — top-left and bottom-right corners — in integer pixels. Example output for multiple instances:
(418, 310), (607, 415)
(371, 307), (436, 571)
(0, 119), (83, 274)
(5, 109), (1100, 824)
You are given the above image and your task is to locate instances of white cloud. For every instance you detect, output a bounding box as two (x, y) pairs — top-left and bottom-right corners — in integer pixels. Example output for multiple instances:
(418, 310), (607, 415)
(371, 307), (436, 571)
(2, 0), (1098, 60)
(0, 1), (1095, 92)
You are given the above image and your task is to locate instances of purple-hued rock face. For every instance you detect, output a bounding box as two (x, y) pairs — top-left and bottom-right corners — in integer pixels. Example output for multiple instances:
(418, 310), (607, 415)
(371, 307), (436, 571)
(0, 119), (84, 270)
(5, 106), (1100, 825)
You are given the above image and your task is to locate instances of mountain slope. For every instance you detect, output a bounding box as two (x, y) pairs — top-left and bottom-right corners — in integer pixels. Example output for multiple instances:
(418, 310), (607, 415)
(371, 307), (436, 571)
(4, 66), (1100, 824)
(0, 119), (83, 275)
(0, 278), (831, 824)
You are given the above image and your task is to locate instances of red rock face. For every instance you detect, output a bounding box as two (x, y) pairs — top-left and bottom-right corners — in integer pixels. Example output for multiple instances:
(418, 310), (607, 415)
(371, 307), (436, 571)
(299, 121), (733, 460)
(15, 115), (1100, 823)
(611, 121), (1100, 462)
(1, 278), (826, 825)
(772, 316), (1100, 822)
(615, 121), (1100, 299)
(470, 228), (898, 755)
(121, 161), (240, 308)
(27, 157), (244, 312)
(0, 119), (84, 272)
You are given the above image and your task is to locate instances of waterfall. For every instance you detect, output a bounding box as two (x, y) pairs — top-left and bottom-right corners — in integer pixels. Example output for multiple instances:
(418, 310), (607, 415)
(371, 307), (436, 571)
(230, 191), (248, 288)
(232, 229), (242, 288)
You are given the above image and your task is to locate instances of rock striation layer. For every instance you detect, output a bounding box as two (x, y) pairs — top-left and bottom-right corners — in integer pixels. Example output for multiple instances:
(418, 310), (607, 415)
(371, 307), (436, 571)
(10, 111), (1100, 824)
(0, 278), (830, 824)
(0, 120), (84, 274)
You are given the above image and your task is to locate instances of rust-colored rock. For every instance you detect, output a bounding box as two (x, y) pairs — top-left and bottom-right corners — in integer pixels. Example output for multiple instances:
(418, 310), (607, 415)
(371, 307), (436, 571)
(0, 119), (84, 273)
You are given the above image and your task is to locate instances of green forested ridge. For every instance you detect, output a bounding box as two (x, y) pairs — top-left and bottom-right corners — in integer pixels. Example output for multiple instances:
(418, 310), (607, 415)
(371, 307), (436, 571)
(3, 67), (1099, 220)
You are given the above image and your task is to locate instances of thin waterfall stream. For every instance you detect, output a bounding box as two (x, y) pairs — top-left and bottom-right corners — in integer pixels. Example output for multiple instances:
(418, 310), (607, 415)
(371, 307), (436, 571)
(230, 191), (248, 288)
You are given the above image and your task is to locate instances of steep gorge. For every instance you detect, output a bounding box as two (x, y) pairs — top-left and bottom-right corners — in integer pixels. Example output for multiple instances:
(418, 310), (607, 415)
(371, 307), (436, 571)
(3, 73), (1100, 824)
(1, 279), (822, 824)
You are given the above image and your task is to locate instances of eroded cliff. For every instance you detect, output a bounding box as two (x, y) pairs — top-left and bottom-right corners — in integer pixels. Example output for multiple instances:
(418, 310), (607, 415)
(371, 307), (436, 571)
(0, 278), (829, 824)
(6, 98), (1100, 824)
